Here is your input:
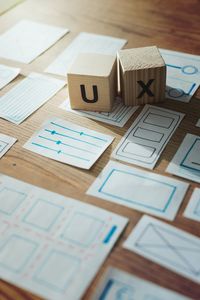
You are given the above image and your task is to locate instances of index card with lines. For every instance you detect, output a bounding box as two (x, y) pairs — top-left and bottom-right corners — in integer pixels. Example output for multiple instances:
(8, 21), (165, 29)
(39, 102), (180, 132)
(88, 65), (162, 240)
(0, 174), (128, 300)
(112, 104), (184, 169)
(123, 215), (200, 284)
(24, 117), (114, 169)
(0, 73), (65, 124)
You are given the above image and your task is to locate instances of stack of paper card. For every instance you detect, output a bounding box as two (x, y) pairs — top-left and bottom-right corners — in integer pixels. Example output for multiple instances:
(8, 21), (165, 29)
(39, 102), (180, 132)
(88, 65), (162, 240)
(0, 64), (20, 89)
(184, 188), (200, 222)
(0, 133), (17, 158)
(60, 97), (138, 127)
(160, 49), (200, 102)
(0, 73), (65, 124)
(0, 20), (69, 63)
(45, 32), (127, 76)
(0, 174), (128, 300)
(24, 117), (114, 169)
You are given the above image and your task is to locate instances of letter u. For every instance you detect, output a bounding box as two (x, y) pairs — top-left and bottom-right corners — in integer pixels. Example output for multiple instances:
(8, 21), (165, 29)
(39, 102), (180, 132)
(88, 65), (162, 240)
(80, 84), (98, 103)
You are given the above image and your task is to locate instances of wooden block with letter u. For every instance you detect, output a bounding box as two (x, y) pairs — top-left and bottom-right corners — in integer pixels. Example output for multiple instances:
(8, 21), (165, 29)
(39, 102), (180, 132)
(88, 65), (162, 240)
(118, 46), (166, 106)
(67, 53), (117, 112)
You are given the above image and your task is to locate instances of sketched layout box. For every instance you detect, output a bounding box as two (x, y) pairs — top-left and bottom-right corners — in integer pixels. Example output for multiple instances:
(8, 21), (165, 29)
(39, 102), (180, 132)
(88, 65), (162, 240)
(23, 199), (64, 231)
(34, 250), (80, 292)
(0, 235), (37, 273)
(0, 140), (8, 153)
(61, 212), (104, 246)
(0, 187), (26, 215)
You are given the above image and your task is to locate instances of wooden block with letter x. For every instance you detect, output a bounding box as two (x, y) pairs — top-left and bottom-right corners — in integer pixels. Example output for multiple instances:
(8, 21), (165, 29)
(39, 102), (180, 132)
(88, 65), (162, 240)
(67, 53), (117, 112)
(118, 46), (166, 106)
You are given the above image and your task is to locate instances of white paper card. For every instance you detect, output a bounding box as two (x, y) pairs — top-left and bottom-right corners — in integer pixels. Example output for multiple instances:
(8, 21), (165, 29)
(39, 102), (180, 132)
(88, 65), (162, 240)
(0, 174), (128, 300)
(112, 104), (184, 169)
(123, 215), (200, 284)
(0, 20), (69, 63)
(184, 188), (200, 222)
(60, 97), (138, 127)
(87, 161), (188, 221)
(196, 119), (200, 128)
(0, 72), (65, 124)
(0, 64), (20, 89)
(45, 32), (127, 76)
(0, 133), (17, 158)
(166, 133), (200, 183)
(93, 267), (190, 300)
(24, 117), (114, 169)
(160, 49), (200, 102)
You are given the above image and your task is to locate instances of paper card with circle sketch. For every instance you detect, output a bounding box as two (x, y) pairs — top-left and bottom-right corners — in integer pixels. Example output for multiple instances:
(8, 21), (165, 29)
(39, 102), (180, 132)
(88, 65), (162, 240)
(0, 64), (20, 90)
(160, 49), (200, 102)
(0, 133), (17, 158)
(0, 173), (128, 300)
(45, 32), (127, 76)
(23, 117), (114, 169)
(184, 188), (200, 222)
(87, 161), (189, 221)
(60, 97), (139, 128)
(123, 215), (200, 284)
(92, 267), (190, 300)
(166, 133), (200, 183)
(0, 20), (69, 63)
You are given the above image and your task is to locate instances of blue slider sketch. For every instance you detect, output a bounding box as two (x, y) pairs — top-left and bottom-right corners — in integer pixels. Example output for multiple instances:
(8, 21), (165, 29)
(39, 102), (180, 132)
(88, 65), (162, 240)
(166, 64), (198, 75)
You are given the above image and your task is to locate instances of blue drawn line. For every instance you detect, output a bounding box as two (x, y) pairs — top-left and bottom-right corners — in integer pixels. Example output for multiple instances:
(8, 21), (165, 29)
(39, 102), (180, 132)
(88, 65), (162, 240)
(0, 187), (27, 215)
(31, 142), (90, 162)
(99, 279), (114, 300)
(166, 64), (182, 70)
(187, 83), (196, 95)
(103, 225), (117, 244)
(50, 122), (108, 142)
(180, 138), (200, 172)
(98, 169), (177, 213)
(45, 129), (101, 148)
(38, 135), (97, 155)
(194, 199), (200, 217)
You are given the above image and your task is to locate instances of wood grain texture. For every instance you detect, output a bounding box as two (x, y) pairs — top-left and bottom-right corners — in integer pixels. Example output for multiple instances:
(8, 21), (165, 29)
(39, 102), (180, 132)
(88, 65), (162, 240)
(118, 46), (166, 105)
(0, 0), (200, 299)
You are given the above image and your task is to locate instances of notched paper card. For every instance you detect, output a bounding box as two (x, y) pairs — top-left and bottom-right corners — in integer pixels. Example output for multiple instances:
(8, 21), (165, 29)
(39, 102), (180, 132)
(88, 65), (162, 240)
(93, 267), (190, 300)
(24, 117), (114, 169)
(112, 104), (184, 169)
(166, 133), (200, 183)
(45, 32), (127, 76)
(123, 215), (200, 284)
(0, 64), (20, 89)
(0, 72), (65, 124)
(196, 119), (200, 128)
(0, 20), (69, 63)
(0, 133), (17, 158)
(60, 97), (138, 128)
(0, 174), (128, 300)
(87, 161), (189, 221)
(184, 188), (200, 222)
(160, 49), (200, 102)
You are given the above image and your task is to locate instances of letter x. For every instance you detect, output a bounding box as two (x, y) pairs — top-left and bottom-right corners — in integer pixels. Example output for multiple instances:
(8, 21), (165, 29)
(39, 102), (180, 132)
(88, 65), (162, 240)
(137, 79), (154, 98)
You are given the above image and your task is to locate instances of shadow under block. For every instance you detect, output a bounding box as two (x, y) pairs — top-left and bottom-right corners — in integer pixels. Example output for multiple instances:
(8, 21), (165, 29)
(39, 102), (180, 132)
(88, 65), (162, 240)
(118, 46), (166, 106)
(67, 53), (117, 112)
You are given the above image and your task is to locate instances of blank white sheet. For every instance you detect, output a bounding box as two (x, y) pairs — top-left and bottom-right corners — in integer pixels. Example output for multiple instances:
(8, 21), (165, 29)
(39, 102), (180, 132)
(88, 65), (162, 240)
(0, 64), (20, 89)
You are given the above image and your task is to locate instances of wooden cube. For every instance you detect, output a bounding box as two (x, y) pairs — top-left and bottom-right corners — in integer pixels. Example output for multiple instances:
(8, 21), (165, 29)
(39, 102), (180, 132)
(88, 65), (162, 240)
(118, 46), (166, 106)
(67, 53), (117, 112)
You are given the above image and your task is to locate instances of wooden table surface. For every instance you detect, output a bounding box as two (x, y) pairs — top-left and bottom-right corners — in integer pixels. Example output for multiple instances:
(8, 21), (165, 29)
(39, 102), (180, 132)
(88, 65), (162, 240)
(0, 0), (200, 299)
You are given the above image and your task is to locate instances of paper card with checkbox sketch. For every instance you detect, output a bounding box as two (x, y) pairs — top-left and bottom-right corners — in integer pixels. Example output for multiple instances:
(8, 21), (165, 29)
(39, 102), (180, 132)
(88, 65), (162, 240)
(112, 104), (184, 169)
(166, 133), (200, 183)
(123, 215), (200, 284)
(60, 97), (139, 128)
(45, 32), (127, 76)
(92, 267), (190, 300)
(0, 64), (20, 90)
(24, 117), (114, 169)
(160, 49), (200, 102)
(0, 20), (69, 63)
(0, 174), (128, 300)
(87, 161), (189, 221)
(184, 188), (200, 222)
(0, 73), (65, 124)
(0, 133), (17, 158)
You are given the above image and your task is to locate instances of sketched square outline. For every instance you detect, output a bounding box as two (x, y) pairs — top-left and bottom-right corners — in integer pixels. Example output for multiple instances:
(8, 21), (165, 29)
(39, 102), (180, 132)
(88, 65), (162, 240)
(0, 187), (27, 215)
(99, 278), (135, 300)
(0, 234), (38, 273)
(180, 138), (200, 172)
(0, 140), (9, 153)
(98, 168), (177, 213)
(22, 198), (64, 231)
